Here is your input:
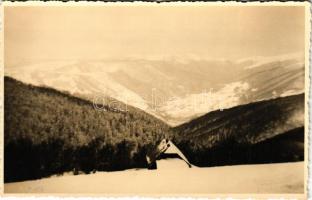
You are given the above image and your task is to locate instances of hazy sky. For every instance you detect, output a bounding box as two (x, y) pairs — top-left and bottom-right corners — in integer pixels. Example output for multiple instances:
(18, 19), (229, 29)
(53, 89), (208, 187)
(5, 5), (306, 66)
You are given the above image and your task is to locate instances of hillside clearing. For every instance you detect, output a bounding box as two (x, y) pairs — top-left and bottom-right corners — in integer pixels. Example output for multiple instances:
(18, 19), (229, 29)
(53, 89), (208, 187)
(5, 161), (304, 194)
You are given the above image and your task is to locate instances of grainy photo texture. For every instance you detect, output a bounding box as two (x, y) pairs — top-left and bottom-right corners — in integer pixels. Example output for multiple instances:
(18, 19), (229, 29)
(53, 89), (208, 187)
(2, 3), (310, 197)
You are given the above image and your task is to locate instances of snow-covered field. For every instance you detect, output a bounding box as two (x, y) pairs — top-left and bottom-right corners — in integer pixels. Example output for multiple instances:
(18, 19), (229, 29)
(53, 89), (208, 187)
(4, 161), (304, 194)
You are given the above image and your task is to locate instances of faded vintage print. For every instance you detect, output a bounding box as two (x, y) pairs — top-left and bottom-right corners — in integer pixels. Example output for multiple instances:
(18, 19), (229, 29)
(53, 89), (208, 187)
(2, 3), (309, 197)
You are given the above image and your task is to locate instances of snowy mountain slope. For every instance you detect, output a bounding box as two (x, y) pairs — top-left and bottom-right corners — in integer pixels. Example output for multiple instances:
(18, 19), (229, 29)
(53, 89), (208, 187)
(5, 53), (304, 125)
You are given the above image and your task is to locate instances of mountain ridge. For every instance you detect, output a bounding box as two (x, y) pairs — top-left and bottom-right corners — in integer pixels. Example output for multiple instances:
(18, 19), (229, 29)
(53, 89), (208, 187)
(172, 93), (304, 167)
(5, 54), (304, 125)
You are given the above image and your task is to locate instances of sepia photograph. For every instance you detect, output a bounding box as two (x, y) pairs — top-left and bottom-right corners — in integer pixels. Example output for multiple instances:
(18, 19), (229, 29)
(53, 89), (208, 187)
(2, 2), (310, 197)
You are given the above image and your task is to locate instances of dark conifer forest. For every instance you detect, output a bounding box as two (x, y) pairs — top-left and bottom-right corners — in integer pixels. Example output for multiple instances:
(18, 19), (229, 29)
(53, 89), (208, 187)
(4, 76), (305, 183)
(172, 94), (304, 167)
(4, 76), (170, 182)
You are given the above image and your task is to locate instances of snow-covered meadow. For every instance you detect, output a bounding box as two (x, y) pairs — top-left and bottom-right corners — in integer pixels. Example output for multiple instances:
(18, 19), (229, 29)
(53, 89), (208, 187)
(4, 161), (304, 194)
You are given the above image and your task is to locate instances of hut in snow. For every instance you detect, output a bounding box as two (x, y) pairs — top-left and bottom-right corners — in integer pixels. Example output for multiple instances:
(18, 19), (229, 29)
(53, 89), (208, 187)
(146, 139), (192, 169)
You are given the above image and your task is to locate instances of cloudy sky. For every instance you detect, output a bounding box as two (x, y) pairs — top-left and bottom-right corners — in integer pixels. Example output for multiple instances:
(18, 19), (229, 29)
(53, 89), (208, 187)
(5, 5), (306, 66)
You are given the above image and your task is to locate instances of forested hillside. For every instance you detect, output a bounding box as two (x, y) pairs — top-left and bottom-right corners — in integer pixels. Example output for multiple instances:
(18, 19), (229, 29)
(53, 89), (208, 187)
(4, 76), (170, 182)
(172, 94), (304, 167)
(4, 76), (305, 182)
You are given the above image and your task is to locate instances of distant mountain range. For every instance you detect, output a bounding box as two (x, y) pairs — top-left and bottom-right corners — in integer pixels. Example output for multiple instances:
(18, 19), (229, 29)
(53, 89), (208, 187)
(5, 53), (304, 125)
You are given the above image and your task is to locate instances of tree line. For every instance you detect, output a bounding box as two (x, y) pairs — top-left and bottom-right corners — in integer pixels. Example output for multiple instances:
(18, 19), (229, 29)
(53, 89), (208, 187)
(4, 76), (170, 182)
